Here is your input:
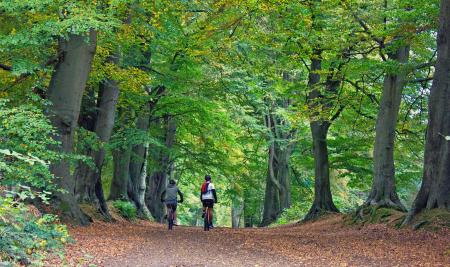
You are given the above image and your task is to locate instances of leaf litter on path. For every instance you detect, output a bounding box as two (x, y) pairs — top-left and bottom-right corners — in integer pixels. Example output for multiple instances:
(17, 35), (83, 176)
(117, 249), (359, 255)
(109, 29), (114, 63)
(46, 215), (450, 267)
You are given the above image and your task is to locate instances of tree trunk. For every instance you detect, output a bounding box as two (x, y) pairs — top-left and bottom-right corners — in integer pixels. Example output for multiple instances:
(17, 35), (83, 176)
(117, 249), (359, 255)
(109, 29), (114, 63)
(128, 115), (150, 206)
(146, 171), (166, 222)
(146, 116), (177, 221)
(278, 145), (292, 210)
(365, 45), (410, 211)
(261, 144), (281, 226)
(136, 143), (152, 218)
(110, 146), (131, 200)
(260, 110), (294, 226)
(232, 197), (244, 229)
(304, 57), (340, 221)
(304, 121), (339, 220)
(405, 0), (450, 222)
(47, 31), (97, 225)
(75, 81), (119, 219)
(129, 87), (165, 217)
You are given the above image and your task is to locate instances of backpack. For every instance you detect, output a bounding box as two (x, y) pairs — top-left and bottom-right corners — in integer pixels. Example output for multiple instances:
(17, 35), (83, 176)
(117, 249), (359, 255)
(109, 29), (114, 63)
(201, 182), (209, 194)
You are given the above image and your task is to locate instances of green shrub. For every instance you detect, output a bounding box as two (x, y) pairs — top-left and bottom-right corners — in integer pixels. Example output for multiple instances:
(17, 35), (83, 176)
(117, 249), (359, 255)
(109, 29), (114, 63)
(0, 196), (70, 265)
(0, 100), (61, 191)
(273, 202), (311, 226)
(112, 200), (137, 220)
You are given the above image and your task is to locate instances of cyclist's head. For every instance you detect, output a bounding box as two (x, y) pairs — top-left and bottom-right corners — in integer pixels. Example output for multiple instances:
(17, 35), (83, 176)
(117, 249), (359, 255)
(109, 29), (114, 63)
(205, 175), (211, 181)
(169, 179), (176, 185)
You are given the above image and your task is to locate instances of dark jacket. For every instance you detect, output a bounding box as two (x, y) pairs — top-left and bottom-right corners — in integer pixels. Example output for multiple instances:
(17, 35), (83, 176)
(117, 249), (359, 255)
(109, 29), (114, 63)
(161, 184), (184, 203)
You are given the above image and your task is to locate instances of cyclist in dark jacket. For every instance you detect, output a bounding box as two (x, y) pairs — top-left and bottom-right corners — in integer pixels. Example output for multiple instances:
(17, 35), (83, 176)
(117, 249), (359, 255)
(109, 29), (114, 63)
(161, 180), (184, 225)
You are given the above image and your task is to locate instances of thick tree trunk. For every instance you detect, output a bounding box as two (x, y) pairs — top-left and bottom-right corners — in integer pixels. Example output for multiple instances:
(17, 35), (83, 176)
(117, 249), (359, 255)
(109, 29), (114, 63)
(146, 116), (177, 221)
(136, 143), (152, 218)
(75, 81), (119, 219)
(405, 0), (450, 222)
(260, 110), (294, 226)
(110, 146), (131, 200)
(278, 146), (291, 210)
(146, 171), (166, 222)
(304, 122), (339, 220)
(129, 115), (150, 206)
(129, 87), (165, 217)
(366, 46), (410, 211)
(304, 57), (340, 221)
(47, 31), (97, 225)
(261, 145), (281, 226)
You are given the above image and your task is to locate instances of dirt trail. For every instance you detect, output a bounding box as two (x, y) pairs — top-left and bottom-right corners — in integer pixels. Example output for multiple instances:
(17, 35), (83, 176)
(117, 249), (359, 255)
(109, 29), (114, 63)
(49, 215), (450, 267)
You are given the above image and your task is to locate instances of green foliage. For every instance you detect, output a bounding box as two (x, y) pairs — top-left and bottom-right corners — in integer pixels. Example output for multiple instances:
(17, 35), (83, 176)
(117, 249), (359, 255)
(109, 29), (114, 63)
(0, 99), (59, 191)
(0, 196), (70, 265)
(112, 200), (137, 220)
(0, 0), (440, 229)
(275, 202), (311, 225)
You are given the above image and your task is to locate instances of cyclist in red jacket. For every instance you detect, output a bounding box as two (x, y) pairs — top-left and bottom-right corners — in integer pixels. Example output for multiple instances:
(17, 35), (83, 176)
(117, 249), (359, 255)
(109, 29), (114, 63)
(200, 175), (218, 228)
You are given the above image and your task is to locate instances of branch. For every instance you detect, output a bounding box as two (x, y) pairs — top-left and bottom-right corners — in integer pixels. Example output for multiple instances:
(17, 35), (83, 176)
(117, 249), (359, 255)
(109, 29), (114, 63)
(349, 103), (376, 120)
(330, 104), (346, 122)
(342, 3), (387, 61)
(139, 65), (166, 76)
(300, 57), (310, 72)
(415, 61), (435, 70)
(0, 56), (59, 93)
(0, 63), (12, 71)
(344, 79), (380, 105)
(408, 77), (433, 84)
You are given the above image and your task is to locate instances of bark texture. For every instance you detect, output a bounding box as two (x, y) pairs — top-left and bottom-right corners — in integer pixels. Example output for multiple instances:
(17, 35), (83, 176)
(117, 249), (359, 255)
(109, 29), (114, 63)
(75, 80), (119, 219)
(146, 116), (177, 221)
(366, 45), (410, 211)
(110, 146), (132, 200)
(406, 0), (450, 222)
(304, 57), (340, 221)
(232, 197), (244, 229)
(128, 115), (152, 217)
(47, 31), (97, 225)
(128, 86), (165, 217)
(260, 113), (294, 226)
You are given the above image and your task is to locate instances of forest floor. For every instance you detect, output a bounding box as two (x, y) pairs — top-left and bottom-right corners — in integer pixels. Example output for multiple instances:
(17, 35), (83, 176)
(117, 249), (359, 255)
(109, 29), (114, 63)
(47, 214), (450, 267)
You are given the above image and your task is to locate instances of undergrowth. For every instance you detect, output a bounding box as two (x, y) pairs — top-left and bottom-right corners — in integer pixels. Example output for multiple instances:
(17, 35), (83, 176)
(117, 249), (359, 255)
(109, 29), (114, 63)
(0, 196), (70, 266)
(112, 200), (137, 220)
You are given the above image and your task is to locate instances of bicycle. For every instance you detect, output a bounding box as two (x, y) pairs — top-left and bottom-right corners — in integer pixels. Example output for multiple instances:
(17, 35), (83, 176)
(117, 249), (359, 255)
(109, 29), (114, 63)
(203, 206), (211, 231)
(167, 204), (175, 230)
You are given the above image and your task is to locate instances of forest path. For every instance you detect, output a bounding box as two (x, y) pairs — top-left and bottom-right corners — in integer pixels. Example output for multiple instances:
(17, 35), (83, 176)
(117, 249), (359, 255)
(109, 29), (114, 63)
(50, 215), (450, 267)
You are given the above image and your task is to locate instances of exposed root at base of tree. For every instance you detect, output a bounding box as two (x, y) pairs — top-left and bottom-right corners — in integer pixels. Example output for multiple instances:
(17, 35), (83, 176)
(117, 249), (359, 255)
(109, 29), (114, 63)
(345, 206), (450, 231)
(303, 204), (340, 222)
(80, 202), (127, 223)
(363, 197), (407, 212)
(405, 208), (450, 231)
(344, 206), (406, 228)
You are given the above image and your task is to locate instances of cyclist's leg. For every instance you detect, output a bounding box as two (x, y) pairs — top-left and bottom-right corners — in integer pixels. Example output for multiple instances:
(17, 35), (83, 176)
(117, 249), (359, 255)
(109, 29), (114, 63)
(207, 200), (214, 226)
(164, 203), (169, 220)
(209, 208), (213, 226)
(172, 203), (178, 225)
(202, 201), (206, 218)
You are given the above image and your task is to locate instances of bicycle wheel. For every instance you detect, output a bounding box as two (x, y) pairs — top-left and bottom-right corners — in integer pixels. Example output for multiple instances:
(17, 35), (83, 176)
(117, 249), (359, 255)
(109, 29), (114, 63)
(168, 208), (174, 230)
